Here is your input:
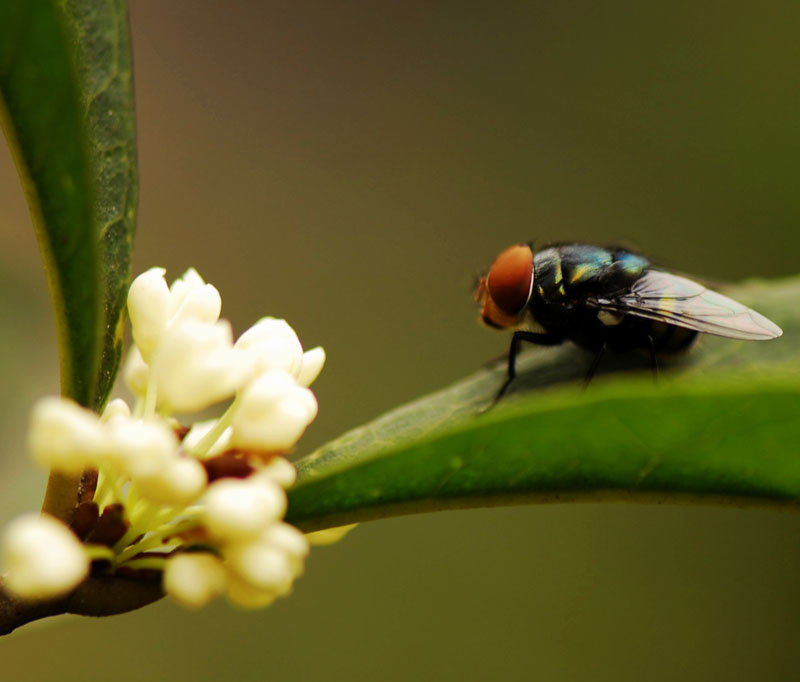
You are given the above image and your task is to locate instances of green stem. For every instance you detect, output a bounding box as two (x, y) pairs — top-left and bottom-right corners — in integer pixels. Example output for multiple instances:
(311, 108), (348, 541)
(85, 544), (115, 562)
(113, 517), (200, 566)
(121, 556), (167, 571)
(190, 393), (241, 457)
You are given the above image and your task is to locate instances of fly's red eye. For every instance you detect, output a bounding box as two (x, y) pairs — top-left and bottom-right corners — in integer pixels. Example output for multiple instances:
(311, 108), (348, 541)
(486, 244), (534, 315)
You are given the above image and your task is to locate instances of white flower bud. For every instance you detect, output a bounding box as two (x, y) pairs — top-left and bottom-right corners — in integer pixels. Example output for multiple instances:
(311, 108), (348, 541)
(263, 522), (309, 561)
(101, 398), (131, 422)
(107, 416), (179, 479)
(28, 397), (106, 473)
(135, 456), (207, 505)
(168, 268), (221, 326)
(261, 522), (309, 574)
(225, 540), (293, 594)
(255, 456), (297, 488)
(203, 478), (286, 541)
(127, 267), (170, 362)
(152, 319), (248, 413)
(231, 371), (318, 451)
(122, 344), (149, 398)
(163, 552), (227, 609)
(297, 346), (326, 387)
(2, 513), (89, 599)
(225, 573), (278, 609)
(235, 318), (304, 380)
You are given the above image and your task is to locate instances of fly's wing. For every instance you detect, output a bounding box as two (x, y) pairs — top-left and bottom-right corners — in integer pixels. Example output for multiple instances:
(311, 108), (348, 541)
(589, 270), (782, 340)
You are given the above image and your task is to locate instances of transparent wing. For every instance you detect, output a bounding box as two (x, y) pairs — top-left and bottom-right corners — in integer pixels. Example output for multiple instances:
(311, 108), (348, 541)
(589, 270), (782, 340)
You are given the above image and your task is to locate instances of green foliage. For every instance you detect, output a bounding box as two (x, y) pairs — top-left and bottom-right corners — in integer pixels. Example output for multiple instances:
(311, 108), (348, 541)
(288, 277), (800, 530)
(0, 0), (136, 410)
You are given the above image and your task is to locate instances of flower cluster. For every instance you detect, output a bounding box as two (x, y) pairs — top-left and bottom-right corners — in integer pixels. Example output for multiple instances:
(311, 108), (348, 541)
(1, 268), (327, 609)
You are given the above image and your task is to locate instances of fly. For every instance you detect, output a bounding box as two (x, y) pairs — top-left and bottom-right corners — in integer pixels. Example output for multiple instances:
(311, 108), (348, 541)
(474, 242), (782, 401)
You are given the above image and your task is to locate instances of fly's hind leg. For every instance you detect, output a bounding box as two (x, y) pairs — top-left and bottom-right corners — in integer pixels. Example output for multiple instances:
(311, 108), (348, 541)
(490, 330), (563, 407)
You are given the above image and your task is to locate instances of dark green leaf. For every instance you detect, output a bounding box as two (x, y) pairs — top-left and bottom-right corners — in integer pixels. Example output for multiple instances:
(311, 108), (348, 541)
(287, 277), (800, 531)
(59, 0), (137, 409)
(0, 0), (136, 410)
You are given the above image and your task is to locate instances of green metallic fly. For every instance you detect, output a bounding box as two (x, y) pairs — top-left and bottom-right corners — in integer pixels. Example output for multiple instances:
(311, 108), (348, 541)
(475, 242), (782, 400)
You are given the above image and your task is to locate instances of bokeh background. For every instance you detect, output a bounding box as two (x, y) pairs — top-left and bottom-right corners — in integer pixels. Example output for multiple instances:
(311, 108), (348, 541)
(1, 1), (799, 680)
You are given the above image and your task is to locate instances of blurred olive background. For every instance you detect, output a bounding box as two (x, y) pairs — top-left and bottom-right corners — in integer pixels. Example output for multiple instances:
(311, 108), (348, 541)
(1, 1), (799, 680)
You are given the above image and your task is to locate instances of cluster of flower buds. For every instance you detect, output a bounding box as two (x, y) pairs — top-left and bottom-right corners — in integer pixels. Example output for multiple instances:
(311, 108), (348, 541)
(1, 268), (328, 609)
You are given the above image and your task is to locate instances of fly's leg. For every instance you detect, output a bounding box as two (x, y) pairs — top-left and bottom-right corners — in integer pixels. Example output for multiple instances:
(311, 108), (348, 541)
(490, 331), (563, 407)
(583, 343), (608, 387)
(646, 334), (659, 382)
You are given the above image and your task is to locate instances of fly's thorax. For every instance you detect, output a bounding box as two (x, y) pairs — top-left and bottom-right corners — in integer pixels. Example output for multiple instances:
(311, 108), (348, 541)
(533, 244), (649, 302)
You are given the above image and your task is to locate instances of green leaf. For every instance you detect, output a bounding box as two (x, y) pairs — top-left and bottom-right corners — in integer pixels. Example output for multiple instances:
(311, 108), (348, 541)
(0, 0), (136, 410)
(58, 0), (137, 409)
(287, 276), (800, 531)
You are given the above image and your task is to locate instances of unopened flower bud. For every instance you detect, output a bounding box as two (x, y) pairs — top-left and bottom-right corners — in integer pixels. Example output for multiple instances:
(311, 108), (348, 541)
(2, 514), (89, 599)
(203, 478), (286, 541)
(135, 456), (207, 505)
(107, 416), (179, 479)
(152, 319), (247, 413)
(235, 317), (304, 379)
(163, 552), (227, 609)
(128, 267), (170, 362)
(28, 397), (105, 473)
(255, 457), (297, 487)
(225, 573), (278, 610)
(231, 371), (318, 451)
(226, 541), (294, 594)
(168, 268), (221, 326)
(101, 398), (131, 422)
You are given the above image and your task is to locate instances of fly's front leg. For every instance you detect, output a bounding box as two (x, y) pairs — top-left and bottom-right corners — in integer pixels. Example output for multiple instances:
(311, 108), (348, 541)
(491, 330), (563, 406)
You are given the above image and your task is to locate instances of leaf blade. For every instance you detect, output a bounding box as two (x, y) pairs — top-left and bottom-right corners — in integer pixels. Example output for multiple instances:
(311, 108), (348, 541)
(0, 1), (98, 406)
(60, 0), (138, 408)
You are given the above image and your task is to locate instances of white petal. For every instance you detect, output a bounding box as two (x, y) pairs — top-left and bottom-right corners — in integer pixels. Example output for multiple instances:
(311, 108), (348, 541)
(2, 514), (89, 599)
(127, 267), (170, 362)
(297, 346), (326, 387)
(28, 397), (106, 473)
(122, 344), (150, 398)
(234, 318), (304, 379)
(163, 552), (227, 609)
(168, 268), (221, 325)
(101, 398), (131, 422)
